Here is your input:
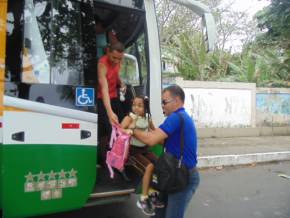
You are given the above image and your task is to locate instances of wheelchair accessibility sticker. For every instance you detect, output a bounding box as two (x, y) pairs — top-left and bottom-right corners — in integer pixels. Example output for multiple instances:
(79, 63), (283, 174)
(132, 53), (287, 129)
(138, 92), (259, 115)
(75, 87), (95, 106)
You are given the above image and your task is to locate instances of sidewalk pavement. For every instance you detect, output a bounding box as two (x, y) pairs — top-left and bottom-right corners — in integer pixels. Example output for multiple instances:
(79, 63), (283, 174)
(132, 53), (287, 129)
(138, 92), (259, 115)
(197, 136), (290, 168)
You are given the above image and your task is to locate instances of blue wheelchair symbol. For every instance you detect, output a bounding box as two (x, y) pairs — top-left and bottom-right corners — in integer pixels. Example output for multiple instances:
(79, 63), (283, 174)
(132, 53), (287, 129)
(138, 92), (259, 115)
(76, 87), (95, 106)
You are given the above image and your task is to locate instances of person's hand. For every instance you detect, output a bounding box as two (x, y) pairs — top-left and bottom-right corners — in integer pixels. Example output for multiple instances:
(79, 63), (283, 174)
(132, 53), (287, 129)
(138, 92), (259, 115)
(123, 129), (133, 135)
(120, 82), (127, 93)
(128, 112), (137, 129)
(108, 111), (119, 125)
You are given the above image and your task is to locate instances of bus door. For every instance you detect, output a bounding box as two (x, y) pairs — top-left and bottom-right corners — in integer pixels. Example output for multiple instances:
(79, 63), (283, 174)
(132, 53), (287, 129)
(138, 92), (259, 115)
(2, 1), (99, 217)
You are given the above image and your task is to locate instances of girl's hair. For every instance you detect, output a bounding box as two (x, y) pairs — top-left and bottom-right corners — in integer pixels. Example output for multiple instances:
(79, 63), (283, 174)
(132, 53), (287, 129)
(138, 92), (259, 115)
(134, 95), (151, 118)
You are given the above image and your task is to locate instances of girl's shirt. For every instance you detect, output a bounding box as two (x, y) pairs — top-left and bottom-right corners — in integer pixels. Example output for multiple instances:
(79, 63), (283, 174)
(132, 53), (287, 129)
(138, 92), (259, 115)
(130, 113), (149, 147)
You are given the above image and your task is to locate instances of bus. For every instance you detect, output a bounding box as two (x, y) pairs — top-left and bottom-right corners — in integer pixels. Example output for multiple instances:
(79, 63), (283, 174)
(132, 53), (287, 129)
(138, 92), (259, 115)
(0, 0), (216, 217)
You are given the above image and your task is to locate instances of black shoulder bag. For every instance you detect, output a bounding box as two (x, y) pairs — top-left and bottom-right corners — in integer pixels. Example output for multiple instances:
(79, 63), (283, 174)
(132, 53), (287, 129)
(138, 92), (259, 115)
(151, 113), (189, 193)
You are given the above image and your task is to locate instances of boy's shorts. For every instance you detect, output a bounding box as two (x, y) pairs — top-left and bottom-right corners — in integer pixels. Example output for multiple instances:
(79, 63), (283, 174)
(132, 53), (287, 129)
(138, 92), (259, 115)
(128, 146), (157, 175)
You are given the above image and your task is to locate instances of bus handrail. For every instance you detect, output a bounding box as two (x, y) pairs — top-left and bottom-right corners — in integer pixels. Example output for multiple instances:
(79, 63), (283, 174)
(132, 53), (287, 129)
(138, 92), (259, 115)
(4, 95), (98, 123)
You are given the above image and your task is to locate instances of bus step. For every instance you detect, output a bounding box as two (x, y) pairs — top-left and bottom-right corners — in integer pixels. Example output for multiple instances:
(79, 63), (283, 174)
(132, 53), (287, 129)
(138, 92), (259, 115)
(89, 188), (135, 199)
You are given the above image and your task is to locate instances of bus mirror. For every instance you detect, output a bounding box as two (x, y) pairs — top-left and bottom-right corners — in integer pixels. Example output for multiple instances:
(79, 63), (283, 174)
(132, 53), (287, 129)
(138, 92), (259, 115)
(202, 13), (216, 52)
(170, 0), (217, 52)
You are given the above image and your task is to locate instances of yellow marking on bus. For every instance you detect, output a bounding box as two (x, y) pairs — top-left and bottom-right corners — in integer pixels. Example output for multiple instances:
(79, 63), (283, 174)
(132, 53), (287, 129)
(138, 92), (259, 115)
(4, 106), (27, 112)
(0, 1), (7, 116)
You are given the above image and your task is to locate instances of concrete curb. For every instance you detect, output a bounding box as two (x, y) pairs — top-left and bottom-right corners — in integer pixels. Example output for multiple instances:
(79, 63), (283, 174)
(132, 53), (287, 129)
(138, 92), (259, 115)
(197, 127), (290, 138)
(197, 151), (290, 168)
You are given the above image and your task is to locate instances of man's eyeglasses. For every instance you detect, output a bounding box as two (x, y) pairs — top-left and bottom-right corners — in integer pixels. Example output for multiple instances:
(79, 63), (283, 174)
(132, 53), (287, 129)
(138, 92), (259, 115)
(161, 99), (174, 106)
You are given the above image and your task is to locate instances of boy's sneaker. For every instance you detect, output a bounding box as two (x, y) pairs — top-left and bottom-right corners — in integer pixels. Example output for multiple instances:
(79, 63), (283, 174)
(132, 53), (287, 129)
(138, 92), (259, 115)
(149, 192), (165, 208)
(137, 197), (155, 216)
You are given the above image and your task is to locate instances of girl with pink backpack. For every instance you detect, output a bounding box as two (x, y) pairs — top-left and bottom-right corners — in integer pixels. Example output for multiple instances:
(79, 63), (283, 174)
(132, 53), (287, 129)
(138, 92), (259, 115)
(121, 96), (164, 216)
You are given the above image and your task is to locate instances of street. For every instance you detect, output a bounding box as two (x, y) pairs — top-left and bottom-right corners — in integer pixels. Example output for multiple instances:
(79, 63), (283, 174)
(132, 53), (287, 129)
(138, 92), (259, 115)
(39, 161), (290, 218)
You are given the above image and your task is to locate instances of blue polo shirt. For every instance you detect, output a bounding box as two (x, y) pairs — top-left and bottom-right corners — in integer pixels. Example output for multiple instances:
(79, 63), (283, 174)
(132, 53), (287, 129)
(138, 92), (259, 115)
(159, 108), (197, 169)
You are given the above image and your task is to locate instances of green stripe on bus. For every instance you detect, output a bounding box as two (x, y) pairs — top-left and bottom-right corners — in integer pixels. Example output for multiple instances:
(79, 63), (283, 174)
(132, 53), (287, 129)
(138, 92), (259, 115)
(2, 144), (96, 218)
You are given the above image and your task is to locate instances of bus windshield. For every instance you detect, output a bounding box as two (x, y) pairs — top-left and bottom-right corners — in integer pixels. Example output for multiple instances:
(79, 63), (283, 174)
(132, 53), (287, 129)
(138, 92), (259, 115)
(22, 0), (86, 85)
(7, 0), (148, 88)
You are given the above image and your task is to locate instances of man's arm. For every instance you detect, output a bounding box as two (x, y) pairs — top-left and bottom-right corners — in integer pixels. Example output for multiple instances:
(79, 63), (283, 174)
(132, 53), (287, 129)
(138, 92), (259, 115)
(133, 128), (167, 146)
(98, 63), (119, 124)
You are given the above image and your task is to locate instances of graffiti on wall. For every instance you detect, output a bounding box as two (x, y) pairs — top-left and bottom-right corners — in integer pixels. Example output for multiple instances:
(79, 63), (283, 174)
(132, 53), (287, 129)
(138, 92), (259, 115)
(256, 93), (290, 126)
(183, 88), (252, 128)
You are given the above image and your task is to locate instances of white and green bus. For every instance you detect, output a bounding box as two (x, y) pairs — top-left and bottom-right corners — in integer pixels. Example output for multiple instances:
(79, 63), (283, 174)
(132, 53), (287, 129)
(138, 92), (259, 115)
(0, 0), (216, 217)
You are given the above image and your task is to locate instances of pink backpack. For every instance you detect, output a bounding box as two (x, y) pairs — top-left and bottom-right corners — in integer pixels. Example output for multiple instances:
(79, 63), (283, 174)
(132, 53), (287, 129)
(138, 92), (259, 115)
(106, 124), (131, 178)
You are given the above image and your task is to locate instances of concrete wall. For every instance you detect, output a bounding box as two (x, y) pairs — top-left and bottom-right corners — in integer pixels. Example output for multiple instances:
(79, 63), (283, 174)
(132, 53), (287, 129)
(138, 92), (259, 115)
(176, 78), (256, 128)
(256, 88), (290, 127)
(173, 78), (290, 137)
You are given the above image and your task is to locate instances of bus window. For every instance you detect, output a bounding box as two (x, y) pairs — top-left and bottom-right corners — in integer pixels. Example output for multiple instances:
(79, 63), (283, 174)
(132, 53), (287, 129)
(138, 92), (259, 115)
(136, 33), (149, 89)
(121, 54), (140, 86)
(5, 0), (24, 83)
(120, 32), (148, 95)
(94, 3), (148, 93)
(21, 0), (96, 86)
(22, 0), (50, 84)
(96, 0), (143, 9)
(49, 0), (84, 85)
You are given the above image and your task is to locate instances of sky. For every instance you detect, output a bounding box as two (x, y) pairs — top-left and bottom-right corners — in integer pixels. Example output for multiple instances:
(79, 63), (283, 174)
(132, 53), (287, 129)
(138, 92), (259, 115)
(221, 0), (271, 52)
(230, 0), (270, 18)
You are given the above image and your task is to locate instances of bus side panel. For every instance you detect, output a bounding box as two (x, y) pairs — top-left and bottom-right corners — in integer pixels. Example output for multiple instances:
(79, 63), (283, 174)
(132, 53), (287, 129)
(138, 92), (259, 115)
(2, 111), (97, 217)
(0, 0), (8, 210)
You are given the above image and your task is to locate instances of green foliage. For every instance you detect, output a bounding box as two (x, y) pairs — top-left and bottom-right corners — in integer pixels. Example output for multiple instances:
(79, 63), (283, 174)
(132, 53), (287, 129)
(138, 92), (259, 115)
(206, 50), (233, 81)
(255, 0), (290, 50)
(228, 48), (290, 87)
(158, 0), (290, 87)
(168, 30), (290, 87)
(167, 33), (209, 80)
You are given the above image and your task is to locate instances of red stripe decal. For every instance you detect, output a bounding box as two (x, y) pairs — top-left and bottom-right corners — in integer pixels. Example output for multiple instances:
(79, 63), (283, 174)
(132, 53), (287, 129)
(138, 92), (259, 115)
(62, 123), (80, 129)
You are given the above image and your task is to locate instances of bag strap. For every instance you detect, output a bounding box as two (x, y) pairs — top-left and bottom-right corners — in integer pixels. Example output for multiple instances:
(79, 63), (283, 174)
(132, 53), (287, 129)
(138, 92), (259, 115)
(109, 124), (123, 148)
(176, 112), (185, 167)
(163, 112), (185, 166)
(109, 124), (117, 149)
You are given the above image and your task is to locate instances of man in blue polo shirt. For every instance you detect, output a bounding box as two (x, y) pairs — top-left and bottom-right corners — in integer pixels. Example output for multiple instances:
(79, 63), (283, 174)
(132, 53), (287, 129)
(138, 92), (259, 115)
(132, 85), (200, 218)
